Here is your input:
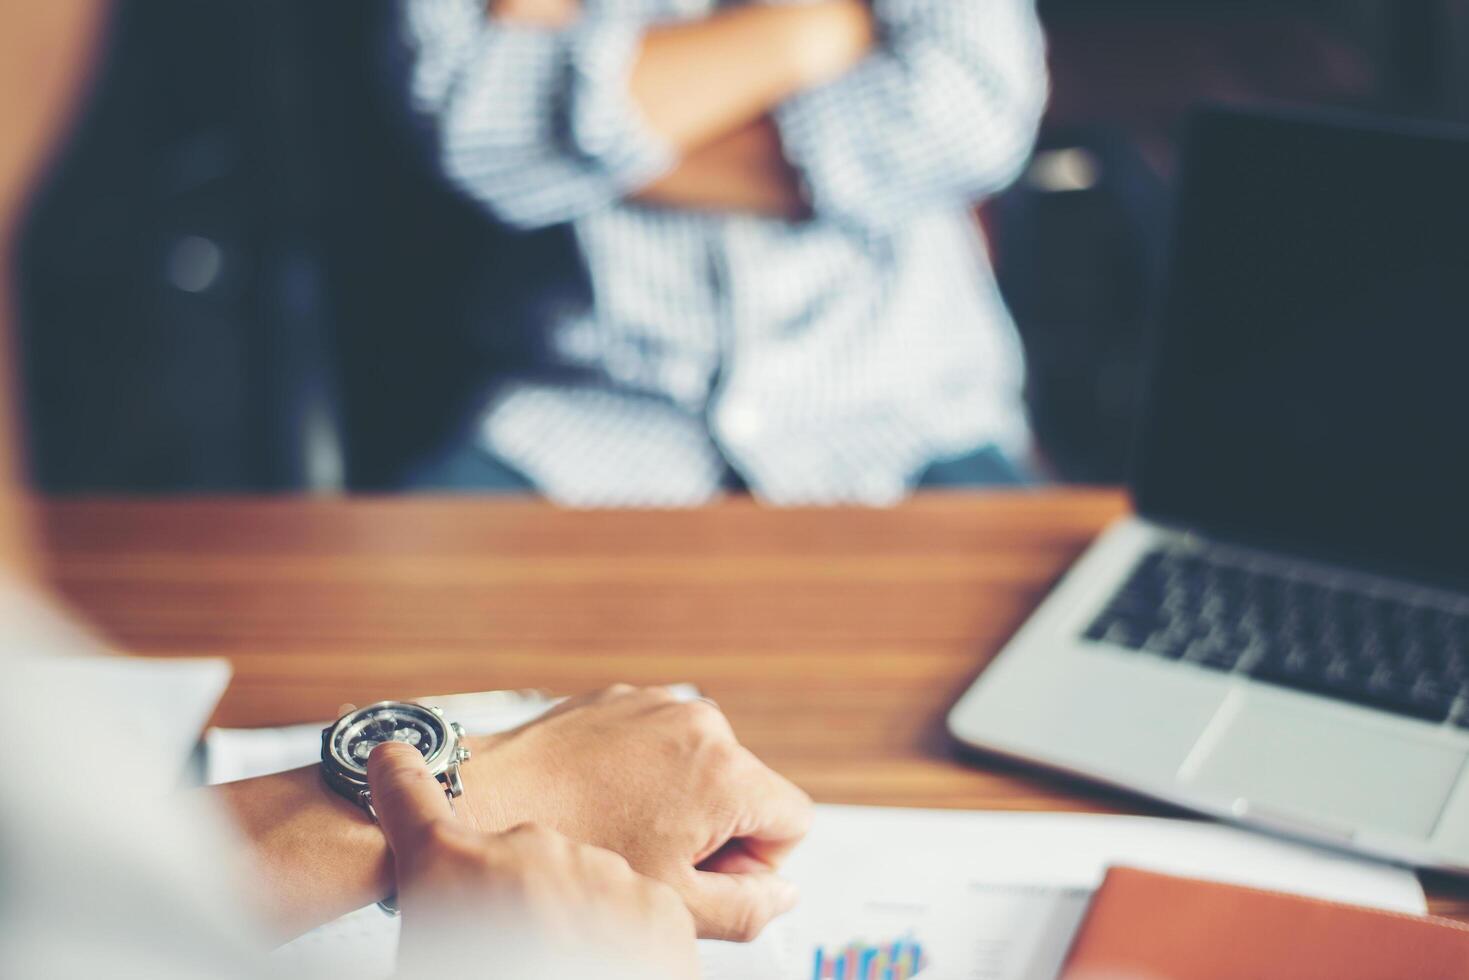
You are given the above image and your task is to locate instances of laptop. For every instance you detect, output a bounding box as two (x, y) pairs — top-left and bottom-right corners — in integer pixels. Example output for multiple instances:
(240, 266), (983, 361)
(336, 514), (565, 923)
(949, 105), (1469, 872)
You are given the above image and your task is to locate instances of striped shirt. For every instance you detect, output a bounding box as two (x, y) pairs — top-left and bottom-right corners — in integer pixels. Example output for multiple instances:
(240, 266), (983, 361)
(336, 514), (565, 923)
(402, 0), (1048, 505)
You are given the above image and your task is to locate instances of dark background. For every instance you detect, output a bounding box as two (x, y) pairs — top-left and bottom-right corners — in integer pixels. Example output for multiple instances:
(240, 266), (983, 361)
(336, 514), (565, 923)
(16, 0), (1469, 493)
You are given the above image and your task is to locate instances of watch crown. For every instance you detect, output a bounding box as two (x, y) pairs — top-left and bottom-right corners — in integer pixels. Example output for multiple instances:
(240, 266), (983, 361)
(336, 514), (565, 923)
(457, 746), (472, 761)
(451, 721), (466, 736)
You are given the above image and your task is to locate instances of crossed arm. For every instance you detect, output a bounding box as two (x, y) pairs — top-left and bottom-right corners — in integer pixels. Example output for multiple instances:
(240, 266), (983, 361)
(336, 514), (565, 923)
(409, 0), (1046, 230)
(404, 0), (873, 225)
(491, 0), (875, 219)
(623, 0), (874, 218)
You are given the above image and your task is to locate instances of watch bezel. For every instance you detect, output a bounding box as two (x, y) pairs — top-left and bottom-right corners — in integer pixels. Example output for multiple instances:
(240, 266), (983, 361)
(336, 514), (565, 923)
(324, 700), (454, 781)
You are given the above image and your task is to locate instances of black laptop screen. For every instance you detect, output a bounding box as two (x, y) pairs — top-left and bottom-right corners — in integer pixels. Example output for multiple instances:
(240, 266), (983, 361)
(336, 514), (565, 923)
(1133, 107), (1469, 586)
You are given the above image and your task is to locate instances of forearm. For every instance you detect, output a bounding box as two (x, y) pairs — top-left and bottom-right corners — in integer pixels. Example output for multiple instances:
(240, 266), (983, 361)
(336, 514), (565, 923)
(213, 766), (392, 943)
(405, 0), (869, 228)
(634, 118), (807, 219)
(628, 0), (873, 153)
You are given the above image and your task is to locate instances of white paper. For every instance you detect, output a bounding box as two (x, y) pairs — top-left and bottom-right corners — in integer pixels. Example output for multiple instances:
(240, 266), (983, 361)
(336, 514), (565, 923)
(776, 805), (1426, 980)
(207, 700), (1427, 980)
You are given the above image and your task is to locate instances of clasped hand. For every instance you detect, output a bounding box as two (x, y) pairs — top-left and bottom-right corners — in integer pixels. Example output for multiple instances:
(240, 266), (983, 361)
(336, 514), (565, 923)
(368, 686), (812, 977)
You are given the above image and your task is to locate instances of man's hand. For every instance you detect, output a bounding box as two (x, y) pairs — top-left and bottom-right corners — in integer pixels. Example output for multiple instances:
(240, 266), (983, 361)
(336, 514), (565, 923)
(369, 741), (699, 979)
(213, 685), (810, 945)
(782, 0), (875, 90)
(636, 118), (809, 219)
(462, 685), (812, 941)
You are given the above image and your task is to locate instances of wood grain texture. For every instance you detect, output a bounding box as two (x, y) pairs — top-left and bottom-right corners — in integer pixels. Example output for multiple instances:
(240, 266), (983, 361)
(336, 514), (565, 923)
(38, 490), (1469, 922)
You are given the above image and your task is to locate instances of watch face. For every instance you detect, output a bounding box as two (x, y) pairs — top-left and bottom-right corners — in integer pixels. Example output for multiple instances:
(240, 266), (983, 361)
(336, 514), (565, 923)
(333, 703), (444, 773)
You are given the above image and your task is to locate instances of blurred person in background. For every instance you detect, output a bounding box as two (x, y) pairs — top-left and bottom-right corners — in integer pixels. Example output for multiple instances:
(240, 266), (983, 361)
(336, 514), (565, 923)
(0, 6), (810, 977)
(401, 0), (1048, 505)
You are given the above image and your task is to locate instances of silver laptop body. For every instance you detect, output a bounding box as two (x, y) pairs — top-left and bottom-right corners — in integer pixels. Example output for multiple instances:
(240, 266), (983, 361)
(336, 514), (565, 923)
(949, 107), (1469, 873)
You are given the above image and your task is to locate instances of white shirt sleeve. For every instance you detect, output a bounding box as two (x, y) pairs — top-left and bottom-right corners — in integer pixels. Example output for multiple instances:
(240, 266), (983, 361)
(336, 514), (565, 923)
(403, 0), (676, 230)
(0, 587), (673, 979)
(0, 585), (274, 979)
(774, 0), (1048, 234)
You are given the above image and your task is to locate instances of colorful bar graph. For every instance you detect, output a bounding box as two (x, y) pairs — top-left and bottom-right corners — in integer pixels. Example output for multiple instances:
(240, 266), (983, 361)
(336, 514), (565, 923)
(811, 933), (928, 980)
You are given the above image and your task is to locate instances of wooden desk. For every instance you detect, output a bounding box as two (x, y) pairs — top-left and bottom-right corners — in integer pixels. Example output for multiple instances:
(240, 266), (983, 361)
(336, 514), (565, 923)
(39, 490), (1469, 921)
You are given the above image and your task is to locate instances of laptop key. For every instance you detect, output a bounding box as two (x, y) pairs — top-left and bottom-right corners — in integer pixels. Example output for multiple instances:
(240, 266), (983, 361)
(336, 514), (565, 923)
(1144, 630), (1189, 659)
(1192, 643), (1242, 672)
(1083, 547), (1469, 725)
(1250, 658), (1455, 724)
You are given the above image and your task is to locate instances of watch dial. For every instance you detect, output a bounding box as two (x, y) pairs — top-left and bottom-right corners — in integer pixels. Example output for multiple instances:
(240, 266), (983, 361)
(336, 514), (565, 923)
(337, 705), (442, 771)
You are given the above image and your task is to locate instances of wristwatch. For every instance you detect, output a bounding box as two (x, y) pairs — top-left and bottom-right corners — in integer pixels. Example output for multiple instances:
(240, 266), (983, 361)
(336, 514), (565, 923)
(321, 700), (472, 915)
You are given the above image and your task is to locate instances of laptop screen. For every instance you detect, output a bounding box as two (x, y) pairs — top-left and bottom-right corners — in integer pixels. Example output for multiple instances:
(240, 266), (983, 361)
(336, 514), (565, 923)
(1133, 107), (1469, 587)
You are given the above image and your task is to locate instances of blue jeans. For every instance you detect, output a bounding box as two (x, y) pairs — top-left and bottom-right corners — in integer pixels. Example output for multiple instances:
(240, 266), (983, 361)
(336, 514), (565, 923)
(917, 445), (1036, 488)
(402, 443), (537, 493)
(402, 443), (1036, 494)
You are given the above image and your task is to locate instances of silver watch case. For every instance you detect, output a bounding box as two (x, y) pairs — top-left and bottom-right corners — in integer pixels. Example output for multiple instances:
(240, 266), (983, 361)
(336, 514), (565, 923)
(320, 700), (470, 814)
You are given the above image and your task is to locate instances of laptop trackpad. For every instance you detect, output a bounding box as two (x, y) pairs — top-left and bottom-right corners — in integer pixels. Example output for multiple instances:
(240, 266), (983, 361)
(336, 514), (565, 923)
(1181, 692), (1466, 839)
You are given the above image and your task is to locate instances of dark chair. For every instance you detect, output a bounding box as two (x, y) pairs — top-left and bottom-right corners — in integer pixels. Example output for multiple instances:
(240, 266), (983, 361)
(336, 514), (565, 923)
(15, 0), (571, 493)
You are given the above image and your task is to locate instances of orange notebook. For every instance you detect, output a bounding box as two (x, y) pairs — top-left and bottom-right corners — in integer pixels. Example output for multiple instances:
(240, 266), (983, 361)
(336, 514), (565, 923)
(1059, 866), (1469, 980)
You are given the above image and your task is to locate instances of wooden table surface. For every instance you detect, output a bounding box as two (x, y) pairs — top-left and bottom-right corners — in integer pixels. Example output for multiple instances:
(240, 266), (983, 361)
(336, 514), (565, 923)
(38, 490), (1469, 921)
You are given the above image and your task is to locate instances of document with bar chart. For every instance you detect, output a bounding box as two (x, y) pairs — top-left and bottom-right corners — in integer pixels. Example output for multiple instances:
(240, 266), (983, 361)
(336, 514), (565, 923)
(786, 874), (1090, 980)
(769, 805), (1425, 980)
(810, 933), (928, 979)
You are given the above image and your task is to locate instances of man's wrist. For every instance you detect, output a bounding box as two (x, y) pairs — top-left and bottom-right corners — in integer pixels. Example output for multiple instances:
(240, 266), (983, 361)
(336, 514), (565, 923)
(457, 733), (532, 834)
(214, 765), (395, 941)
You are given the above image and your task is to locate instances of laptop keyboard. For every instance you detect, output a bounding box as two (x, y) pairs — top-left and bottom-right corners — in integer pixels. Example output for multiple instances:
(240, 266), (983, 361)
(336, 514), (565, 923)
(1083, 547), (1469, 726)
